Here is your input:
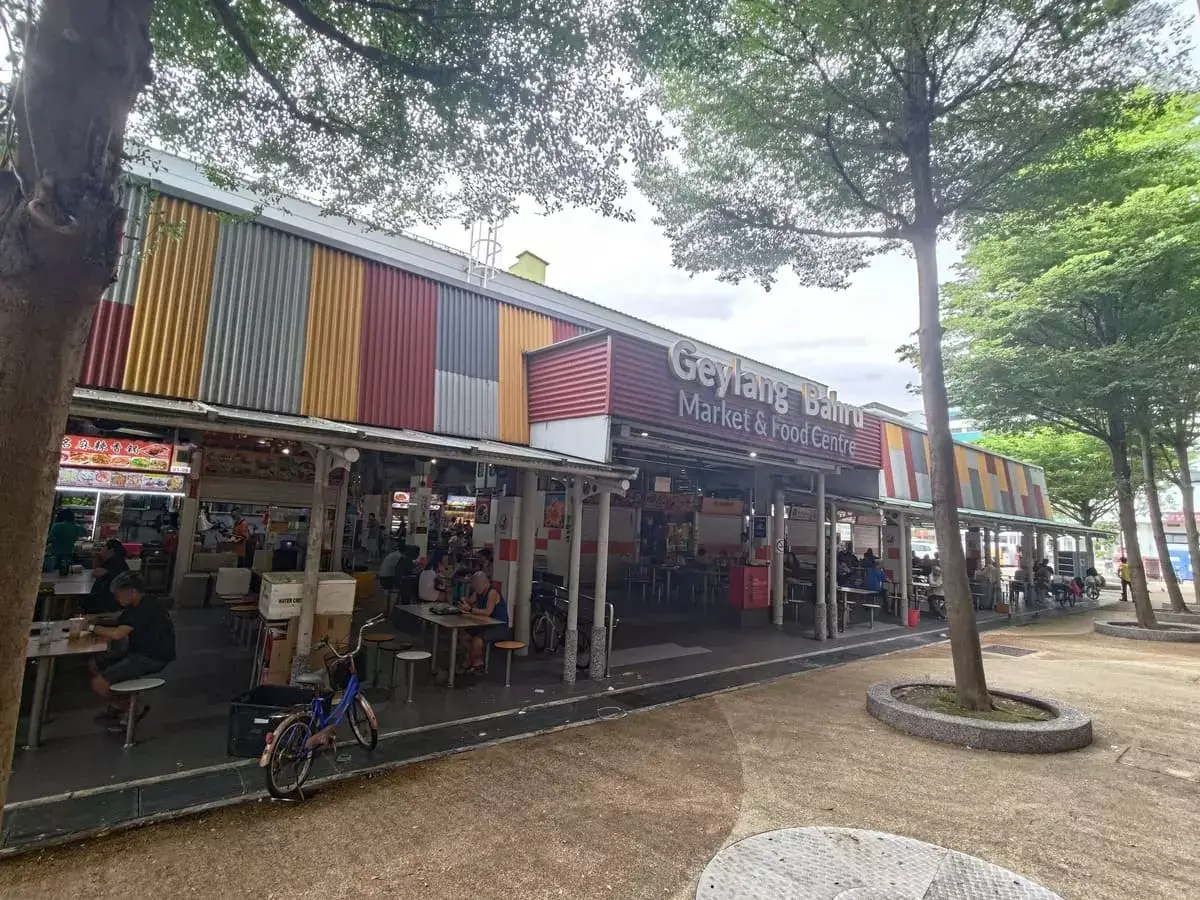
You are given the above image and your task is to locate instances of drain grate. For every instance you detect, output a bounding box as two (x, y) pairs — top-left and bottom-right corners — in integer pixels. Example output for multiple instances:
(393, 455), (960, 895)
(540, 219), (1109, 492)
(983, 645), (1036, 657)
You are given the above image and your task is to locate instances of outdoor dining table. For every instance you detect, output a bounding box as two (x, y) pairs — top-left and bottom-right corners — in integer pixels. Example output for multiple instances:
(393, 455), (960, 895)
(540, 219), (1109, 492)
(23, 628), (109, 749)
(39, 572), (97, 619)
(398, 602), (502, 688)
(836, 586), (881, 632)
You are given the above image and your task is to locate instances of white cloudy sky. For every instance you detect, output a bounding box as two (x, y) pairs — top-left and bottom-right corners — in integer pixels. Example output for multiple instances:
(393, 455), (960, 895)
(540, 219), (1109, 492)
(411, 5), (1199, 411)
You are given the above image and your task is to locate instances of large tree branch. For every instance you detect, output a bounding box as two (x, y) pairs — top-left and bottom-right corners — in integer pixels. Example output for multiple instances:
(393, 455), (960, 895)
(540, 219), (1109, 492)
(933, 10), (1054, 118)
(818, 118), (908, 227)
(272, 0), (457, 85)
(206, 0), (363, 138)
(716, 207), (901, 241)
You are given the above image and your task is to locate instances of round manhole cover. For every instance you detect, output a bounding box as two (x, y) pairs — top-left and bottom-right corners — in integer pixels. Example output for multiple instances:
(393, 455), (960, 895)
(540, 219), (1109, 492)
(696, 828), (1063, 899)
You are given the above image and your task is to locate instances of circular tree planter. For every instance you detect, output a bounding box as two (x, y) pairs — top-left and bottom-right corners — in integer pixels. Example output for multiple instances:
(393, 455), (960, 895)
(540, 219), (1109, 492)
(1155, 611), (1200, 626)
(1094, 620), (1200, 642)
(866, 679), (1092, 753)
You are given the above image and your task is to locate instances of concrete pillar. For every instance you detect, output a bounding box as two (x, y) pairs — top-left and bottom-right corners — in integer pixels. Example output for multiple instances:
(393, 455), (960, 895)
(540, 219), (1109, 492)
(771, 485), (786, 627)
(827, 500), (839, 638)
(292, 446), (330, 680)
(590, 490), (611, 681)
(899, 512), (910, 621)
(330, 468), (350, 571)
(514, 469), (538, 656)
(814, 473), (828, 640)
(1086, 534), (1095, 572)
(563, 477), (584, 684)
(1022, 527), (1035, 610)
(172, 449), (203, 598)
(407, 463), (433, 558)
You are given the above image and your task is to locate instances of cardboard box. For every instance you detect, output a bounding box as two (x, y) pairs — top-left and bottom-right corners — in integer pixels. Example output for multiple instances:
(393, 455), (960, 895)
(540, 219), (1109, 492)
(257, 571), (357, 619)
(258, 618), (298, 686)
(317, 573), (356, 615)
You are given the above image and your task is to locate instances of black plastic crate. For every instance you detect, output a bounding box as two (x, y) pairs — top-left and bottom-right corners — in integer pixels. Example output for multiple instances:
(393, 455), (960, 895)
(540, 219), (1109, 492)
(227, 684), (312, 758)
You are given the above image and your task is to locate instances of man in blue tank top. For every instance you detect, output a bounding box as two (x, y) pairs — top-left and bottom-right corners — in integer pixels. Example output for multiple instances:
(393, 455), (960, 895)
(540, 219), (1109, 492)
(456, 570), (511, 674)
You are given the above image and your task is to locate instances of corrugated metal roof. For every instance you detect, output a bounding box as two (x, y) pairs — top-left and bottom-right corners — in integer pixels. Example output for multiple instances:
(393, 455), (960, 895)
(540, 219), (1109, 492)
(436, 284), (498, 379)
(80, 299), (133, 389)
(498, 305), (554, 443)
(359, 264), (437, 430)
(551, 319), (583, 343)
(434, 371), (499, 439)
(301, 246), (363, 420)
(527, 337), (610, 423)
(201, 220), (312, 413)
(123, 196), (220, 398)
(106, 180), (151, 307)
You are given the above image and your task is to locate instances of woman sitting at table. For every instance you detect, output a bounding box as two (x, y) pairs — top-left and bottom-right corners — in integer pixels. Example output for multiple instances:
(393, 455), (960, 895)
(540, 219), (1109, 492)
(456, 570), (510, 675)
(418, 555), (445, 604)
(79, 539), (128, 615)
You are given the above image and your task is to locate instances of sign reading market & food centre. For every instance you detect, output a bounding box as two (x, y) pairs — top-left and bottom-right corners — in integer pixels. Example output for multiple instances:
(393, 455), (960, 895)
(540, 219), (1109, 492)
(665, 339), (864, 461)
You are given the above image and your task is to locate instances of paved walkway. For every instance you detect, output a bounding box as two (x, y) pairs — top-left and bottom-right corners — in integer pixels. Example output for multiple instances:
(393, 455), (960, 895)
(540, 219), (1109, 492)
(3, 603), (1197, 899)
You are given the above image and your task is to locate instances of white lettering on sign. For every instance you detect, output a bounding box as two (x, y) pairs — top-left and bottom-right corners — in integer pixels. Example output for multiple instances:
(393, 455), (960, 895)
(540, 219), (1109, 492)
(678, 390), (857, 460)
(669, 339), (790, 415)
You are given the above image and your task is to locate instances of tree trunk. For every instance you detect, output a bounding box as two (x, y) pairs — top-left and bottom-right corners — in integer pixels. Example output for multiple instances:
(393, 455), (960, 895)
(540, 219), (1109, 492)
(1109, 419), (1156, 628)
(0, 0), (153, 824)
(913, 230), (990, 710)
(1140, 431), (1187, 612)
(1173, 438), (1200, 608)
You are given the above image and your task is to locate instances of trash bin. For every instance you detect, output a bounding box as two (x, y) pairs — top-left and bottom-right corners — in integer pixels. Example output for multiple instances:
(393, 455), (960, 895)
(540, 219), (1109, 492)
(906, 608), (920, 628)
(227, 685), (312, 757)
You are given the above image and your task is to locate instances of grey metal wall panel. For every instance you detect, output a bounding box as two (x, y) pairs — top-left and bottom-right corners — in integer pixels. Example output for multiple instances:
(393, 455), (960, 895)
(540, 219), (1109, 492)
(199, 221), (313, 413)
(436, 284), (499, 379)
(105, 181), (151, 306)
(434, 370), (499, 439)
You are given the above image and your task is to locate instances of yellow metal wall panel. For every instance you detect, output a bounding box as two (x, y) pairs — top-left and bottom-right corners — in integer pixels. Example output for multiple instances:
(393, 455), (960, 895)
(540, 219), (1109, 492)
(301, 246), (364, 420)
(498, 305), (554, 443)
(123, 197), (220, 397)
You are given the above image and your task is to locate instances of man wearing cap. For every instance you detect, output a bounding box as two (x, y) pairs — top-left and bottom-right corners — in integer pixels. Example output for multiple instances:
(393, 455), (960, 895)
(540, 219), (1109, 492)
(87, 571), (177, 729)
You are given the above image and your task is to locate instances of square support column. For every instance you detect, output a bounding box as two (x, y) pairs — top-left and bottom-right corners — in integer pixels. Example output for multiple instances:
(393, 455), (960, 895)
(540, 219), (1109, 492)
(563, 477), (584, 684)
(814, 473), (828, 640)
(292, 446), (331, 681)
(772, 485), (786, 627)
(514, 469), (538, 655)
(590, 490), (611, 681)
(827, 500), (839, 639)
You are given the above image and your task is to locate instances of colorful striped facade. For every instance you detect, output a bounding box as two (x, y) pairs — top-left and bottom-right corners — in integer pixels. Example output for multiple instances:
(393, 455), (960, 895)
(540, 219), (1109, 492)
(80, 191), (586, 442)
(878, 420), (1050, 518)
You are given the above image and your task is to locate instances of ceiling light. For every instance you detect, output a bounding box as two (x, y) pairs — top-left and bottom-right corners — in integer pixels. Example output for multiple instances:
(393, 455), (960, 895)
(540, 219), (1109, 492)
(281, 447), (291, 455)
(430, 458), (438, 464)
(257, 439), (268, 446)
(749, 451), (758, 458)
(640, 431), (649, 437)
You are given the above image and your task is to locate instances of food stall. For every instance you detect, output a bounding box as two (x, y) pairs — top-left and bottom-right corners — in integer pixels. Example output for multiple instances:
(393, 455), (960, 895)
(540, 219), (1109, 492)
(54, 434), (187, 547)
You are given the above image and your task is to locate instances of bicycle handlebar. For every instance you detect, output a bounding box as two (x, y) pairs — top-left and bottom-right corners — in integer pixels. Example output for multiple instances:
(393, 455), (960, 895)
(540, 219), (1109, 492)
(322, 613), (387, 660)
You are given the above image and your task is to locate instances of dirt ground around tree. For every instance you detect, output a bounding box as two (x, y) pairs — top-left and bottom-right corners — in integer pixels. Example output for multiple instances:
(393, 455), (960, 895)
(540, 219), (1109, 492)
(2, 604), (1198, 900)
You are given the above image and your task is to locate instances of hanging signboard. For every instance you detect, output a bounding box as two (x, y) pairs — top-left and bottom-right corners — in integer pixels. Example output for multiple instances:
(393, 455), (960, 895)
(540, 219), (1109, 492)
(60, 435), (173, 472)
(57, 467), (185, 493)
(544, 492), (566, 528)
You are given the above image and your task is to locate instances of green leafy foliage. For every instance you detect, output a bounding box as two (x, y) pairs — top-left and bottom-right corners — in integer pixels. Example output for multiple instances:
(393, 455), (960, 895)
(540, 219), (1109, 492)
(128, 0), (675, 226)
(975, 430), (1119, 526)
(639, 0), (1184, 288)
(943, 93), (1200, 444)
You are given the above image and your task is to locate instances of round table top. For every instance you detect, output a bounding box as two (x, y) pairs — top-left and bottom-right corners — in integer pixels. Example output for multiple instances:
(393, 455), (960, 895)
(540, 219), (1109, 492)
(495, 640), (526, 650)
(363, 633), (394, 643)
(109, 676), (166, 693)
(396, 650), (432, 662)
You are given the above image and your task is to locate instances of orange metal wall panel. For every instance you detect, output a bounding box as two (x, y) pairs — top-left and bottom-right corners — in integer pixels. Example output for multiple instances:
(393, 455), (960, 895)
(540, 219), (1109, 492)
(122, 197), (219, 398)
(498, 305), (554, 443)
(302, 246), (364, 421)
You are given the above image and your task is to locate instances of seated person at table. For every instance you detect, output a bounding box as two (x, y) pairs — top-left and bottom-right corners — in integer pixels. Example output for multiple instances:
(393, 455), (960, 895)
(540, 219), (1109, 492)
(864, 558), (889, 599)
(862, 548), (877, 568)
(418, 556), (444, 603)
(87, 572), (176, 729)
(926, 565), (946, 619)
(456, 570), (510, 675)
(79, 539), (128, 615)
(378, 542), (406, 591)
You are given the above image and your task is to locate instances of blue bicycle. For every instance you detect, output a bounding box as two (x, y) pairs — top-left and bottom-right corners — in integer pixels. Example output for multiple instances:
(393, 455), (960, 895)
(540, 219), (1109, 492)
(260, 614), (384, 800)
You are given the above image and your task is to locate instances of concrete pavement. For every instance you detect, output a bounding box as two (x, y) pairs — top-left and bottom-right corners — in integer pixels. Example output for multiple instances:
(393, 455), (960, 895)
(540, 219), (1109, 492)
(2, 604), (1198, 900)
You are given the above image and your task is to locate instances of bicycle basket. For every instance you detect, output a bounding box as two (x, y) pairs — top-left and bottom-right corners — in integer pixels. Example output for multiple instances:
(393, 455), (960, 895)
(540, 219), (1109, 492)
(323, 654), (354, 691)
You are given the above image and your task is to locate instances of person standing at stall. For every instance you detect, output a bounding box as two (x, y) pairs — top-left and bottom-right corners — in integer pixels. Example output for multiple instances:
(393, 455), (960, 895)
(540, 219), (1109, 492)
(47, 508), (83, 574)
(231, 509), (251, 568)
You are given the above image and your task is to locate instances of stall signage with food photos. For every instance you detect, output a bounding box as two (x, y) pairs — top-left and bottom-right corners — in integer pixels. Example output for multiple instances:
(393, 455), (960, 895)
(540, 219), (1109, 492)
(60, 435), (173, 471)
(57, 467), (185, 492)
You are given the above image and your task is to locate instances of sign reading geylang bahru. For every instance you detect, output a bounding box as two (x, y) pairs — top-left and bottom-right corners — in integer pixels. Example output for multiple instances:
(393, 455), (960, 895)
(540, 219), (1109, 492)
(667, 339), (863, 459)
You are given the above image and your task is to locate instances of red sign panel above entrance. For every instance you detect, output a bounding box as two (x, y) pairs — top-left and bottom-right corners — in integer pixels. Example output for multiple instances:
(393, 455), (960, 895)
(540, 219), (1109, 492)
(527, 332), (881, 468)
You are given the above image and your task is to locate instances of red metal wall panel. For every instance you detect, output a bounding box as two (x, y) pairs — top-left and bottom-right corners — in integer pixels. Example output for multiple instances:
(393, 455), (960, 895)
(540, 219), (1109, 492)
(527, 335), (611, 422)
(854, 415), (883, 470)
(80, 299), (134, 389)
(551, 319), (583, 343)
(358, 263), (437, 430)
(608, 333), (877, 469)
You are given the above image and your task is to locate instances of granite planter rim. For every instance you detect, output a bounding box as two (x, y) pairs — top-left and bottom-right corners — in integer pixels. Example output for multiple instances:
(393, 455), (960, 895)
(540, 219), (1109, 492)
(1094, 619), (1200, 641)
(866, 678), (1092, 754)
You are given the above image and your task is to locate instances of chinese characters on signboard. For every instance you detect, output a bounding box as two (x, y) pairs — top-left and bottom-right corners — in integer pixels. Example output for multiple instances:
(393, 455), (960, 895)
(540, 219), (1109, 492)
(60, 435), (173, 472)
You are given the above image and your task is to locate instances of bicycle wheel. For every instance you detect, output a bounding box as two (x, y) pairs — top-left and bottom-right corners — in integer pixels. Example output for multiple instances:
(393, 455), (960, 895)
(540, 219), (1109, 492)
(265, 714), (314, 801)
(347, 694), (377, 750)
(531, 613), (551, 653)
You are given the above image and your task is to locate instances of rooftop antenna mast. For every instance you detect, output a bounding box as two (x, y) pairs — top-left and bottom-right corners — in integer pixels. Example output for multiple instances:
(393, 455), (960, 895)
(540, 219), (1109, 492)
(467, 219), (503, 288)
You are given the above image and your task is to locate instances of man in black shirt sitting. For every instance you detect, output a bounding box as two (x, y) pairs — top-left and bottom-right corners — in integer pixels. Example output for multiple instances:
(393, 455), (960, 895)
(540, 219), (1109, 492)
(88, 571), (176, 730)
